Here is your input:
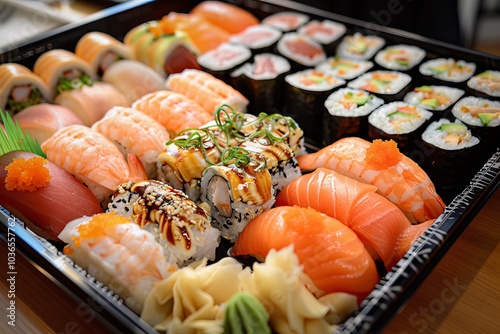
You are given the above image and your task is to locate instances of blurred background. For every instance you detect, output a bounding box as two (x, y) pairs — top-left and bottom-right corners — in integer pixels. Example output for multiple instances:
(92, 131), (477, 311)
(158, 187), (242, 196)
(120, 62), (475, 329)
(0, 0), (499, 55)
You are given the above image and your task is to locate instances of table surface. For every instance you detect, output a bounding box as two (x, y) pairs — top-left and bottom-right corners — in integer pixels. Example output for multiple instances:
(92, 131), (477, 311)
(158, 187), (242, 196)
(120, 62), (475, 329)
(1, 187), (499, 334)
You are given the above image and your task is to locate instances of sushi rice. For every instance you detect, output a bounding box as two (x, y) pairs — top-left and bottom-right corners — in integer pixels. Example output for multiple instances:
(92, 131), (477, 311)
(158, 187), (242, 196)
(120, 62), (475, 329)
(422, 118), (479, 150)
(297, 19), (346, 45)
(451, 96), (500, 127)
(374, 44), (426, 71)
(336, 33), (385, 60)
(277, 33), (326, 67)
(325, 88), (384, 117)
(197, 43), (252, 72)
(315, 56), (373, 80)
(467, 70), (500, 97)
(348, 71), (411, 95)
(404, 85), (465, 111)
(419, 58), (476, 83)
(368, 102), (433, 134)
(285, 68), (345, 92)
(229, 24), (282, 50)
(261, 11), (309, 32)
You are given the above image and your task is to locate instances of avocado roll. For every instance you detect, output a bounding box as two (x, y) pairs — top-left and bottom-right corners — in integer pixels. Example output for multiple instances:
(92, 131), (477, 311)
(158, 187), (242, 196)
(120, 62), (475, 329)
(230, 53), (291, 115)
(336, 33), (385, 60)
(297, 20), (346, 55)
(368, 102), (432, 159)
(451, 96), (500, 156)
(284, 69), (346, 146)
(421, 119), (481, 195)
(315, 56), (373, 80)
(466, 70), (500, 98)
(374, 44), (426, 72)
(404, 85), (465, 121)
(323, 88), (384, 144)
(276, 33), (327, 70)
(229, 24), (282, 55)
(419, 58), (476, 86)
(197, 43), (252, 84)
(348, 70), (412, 102)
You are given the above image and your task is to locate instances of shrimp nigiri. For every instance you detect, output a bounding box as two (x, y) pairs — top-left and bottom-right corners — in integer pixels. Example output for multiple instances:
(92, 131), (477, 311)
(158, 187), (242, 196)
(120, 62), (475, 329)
(131, 90), (213, 135)
(275, 168), (435, 270)
(296, 137), (445, 223)
(91, 106), (170, 179)
(231, 206), (380, 299)
(41, 125), (147, 204)
(59, 212), (177, 313)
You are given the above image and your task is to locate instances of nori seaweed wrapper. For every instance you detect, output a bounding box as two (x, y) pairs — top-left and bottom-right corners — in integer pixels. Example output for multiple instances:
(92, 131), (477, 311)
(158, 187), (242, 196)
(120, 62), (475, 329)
(368, 124), (427, 161)
(323, 111), (371, 146)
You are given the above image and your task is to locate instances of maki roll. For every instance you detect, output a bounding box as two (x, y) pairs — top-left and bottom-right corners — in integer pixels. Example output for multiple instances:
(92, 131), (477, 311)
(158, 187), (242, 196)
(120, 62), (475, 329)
(368, 102), (432, 159)
(297, 20), (346, 55)
(229, 24), (282, 55)
(284, 69), (346, 146)
(75, 32), (132, 77)
(197, 43), (252, 84)
(466, 70), (500, 98)
(336, 33), (385, 60)
(404, 85), (465, 120)
(323, 88), (384, 144)
(315, 56), (373, 80)
(261, 11), (309, 32)
(230, 53), (291, 115)
(108, 180), (220, 266)
(276, 33), (326, 70)
(374, 44), (426, 72)
(348, 70), (412, 102)
(419, 58), (476, 85)
(0, 63), (53, 116)
(200, 162), (275, 243)
(451, 97), (500, 156)
(421, 119), (481, 195)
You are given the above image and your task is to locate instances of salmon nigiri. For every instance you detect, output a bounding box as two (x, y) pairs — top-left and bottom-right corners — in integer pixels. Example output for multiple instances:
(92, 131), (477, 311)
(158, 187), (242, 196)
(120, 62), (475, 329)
(131, 90), (213, 135)
(297, 138), (445, 223)
(231, 206), (380, 299)
(41, 125), (147, 204)
(166, 69), (249, 114)
(190, 1), (259, 35)
(275, 168), (435, 270)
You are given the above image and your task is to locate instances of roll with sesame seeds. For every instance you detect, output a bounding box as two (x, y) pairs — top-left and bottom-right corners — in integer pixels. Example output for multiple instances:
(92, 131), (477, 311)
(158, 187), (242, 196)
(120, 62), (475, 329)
(107, 180), (220, 266)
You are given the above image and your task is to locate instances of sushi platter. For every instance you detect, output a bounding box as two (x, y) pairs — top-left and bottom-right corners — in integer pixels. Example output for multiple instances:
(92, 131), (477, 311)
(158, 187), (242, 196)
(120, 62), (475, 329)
(1, 0), (500, 333)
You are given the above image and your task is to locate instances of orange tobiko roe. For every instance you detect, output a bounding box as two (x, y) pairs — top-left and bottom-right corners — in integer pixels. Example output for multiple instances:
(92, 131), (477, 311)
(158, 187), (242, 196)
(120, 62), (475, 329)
(365, 139), (403, 169)
(72, 212), (130, 248)
(5, 156), (51, 192)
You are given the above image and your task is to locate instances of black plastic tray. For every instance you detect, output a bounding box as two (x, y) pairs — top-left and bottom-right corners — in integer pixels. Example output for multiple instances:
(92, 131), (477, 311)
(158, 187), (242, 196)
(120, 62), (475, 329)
(1, 0), (500, 333)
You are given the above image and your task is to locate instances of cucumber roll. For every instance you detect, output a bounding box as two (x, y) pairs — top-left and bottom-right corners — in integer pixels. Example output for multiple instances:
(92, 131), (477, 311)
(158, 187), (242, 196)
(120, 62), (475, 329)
(368, 102), (432, 159)
(200, 163), (275, 243)
(261, 11), (309, 32)
(421, 119), (481, 195)
(451, 97), (500, 156)
(404, 85), (465, 121)
(419, 58), (476, 86)
(466, 70), (500, 98)
(323, 88), (384, 144)
(284, 69), (346, 146)
(108, 180), (220, 266)
(315, 56), (373, 80)
(297, 20), (346, 55)
(276, 33), (327, 70)
(374, 44), (426, 72)
(229, 24), (283, 55)
(348, 70), (412, 102)
(230, 53), (291, 115)
(336, 33), (385, 61)
(197, 43), (252, 84)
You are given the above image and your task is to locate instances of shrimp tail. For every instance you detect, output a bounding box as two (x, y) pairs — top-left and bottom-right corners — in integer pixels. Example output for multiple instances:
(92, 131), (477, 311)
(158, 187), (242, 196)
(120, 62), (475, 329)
(127, 153), (148, 182)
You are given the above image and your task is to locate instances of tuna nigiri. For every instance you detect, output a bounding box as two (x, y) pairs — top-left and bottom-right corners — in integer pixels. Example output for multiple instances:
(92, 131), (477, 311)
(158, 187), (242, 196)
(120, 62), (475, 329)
(166, 69), (249, 114)
(297, 138), (445, 223)
(41, 125), (147, 204)
(131, 90), (214, 135)
(231, 206), (380, 299)
(91, 106), (170, 179)
(190, 1), (259, 35)
(275, 168), (435, 270)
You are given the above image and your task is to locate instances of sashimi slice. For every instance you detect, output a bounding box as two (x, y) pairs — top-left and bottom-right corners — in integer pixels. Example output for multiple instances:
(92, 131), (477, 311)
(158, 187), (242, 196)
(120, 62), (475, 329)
(231, 206), (380, 298)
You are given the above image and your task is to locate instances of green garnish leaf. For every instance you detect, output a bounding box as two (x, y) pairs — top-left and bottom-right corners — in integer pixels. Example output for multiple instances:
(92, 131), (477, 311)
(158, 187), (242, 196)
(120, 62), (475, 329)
(0, 109), (46, 158)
